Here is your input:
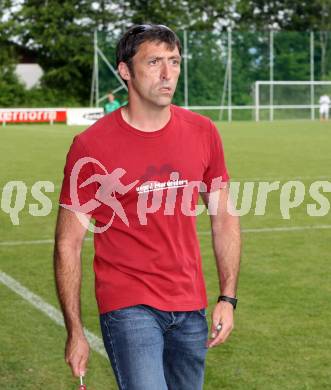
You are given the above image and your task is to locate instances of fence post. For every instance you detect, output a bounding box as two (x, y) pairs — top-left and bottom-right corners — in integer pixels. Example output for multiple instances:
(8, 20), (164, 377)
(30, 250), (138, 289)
(269, 30), (274, 121)
(183, 30), (188, 108)
(228, 28), (232, 122)
(95, 30), (99, 107)
(255, 82), (260, 122)
(310, 31), (315, 120)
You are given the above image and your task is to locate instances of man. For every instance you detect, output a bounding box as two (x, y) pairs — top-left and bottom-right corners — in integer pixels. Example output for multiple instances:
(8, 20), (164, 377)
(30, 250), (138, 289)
(104, 92), (121, 114)
(54, 24), (241, 390)
(319, 94), (330, 121)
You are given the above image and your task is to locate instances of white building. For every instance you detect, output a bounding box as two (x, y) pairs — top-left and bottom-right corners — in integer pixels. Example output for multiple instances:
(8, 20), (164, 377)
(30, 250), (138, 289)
(15, 63), (43, 89)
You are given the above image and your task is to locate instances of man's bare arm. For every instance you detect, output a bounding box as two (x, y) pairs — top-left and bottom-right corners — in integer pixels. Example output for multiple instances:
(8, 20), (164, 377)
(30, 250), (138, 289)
(53, 207), (90, 377)
(201, 185), (241, 348)
(206, 186), (241, 296)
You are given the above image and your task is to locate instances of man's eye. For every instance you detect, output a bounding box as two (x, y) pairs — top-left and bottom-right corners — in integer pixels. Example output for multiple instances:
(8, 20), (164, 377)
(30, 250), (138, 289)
(149, 59), (158, 65)
(172, 59), (180, 65)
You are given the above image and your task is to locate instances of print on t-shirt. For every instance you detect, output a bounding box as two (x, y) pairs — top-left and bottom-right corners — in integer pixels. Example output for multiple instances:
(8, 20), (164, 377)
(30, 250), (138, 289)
(137, 164), (188, 195)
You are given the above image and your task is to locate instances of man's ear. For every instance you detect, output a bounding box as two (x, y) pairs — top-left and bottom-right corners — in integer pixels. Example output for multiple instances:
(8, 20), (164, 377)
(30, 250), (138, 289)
(118, 62), (131, 82)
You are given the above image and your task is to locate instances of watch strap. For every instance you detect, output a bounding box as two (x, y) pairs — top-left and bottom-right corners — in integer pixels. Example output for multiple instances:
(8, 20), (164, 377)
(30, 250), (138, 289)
(217, 295), (237, 309)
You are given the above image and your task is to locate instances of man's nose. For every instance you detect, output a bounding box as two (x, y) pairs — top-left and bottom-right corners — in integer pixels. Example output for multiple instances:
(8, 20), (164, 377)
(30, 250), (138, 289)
(160, 62), (170, 80)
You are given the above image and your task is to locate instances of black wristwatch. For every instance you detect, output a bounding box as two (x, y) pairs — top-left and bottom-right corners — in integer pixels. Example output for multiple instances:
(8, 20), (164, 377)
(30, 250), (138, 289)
(217, 295), (238, 309)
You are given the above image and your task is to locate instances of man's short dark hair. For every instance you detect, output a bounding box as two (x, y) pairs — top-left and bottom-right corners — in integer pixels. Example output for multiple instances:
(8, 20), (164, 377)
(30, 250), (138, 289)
(116, 24), (182, 80)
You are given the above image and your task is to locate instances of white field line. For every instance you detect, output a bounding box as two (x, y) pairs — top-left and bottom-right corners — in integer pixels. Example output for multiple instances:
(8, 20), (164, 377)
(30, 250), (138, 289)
(1, 225), (331, 247)
(200, 224), (331, 234)
(0, 237), (93, 246)
(0, 270), (107, 358)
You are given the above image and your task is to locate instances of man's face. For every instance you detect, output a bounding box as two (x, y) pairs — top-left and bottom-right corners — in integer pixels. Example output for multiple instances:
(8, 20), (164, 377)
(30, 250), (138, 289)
(127, 41), (181, 107)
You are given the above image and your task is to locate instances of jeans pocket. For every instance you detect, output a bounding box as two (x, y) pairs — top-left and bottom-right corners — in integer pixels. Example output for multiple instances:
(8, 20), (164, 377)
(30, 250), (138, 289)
(197, 308), (207, 318)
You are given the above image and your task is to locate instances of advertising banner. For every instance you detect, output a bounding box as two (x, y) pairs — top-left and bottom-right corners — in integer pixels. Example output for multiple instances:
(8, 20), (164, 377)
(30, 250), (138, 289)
(0, 109), (67, 123)
(66, 108), (104, 126)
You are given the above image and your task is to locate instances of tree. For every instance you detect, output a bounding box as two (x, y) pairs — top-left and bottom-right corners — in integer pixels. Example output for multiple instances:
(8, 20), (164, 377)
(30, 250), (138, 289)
(2, 0), (331, 108)
(0, 0), (27, 106)
(0, 48), (27, 107)
(128, 0), (236, 31)
(9, 0), (97, 105)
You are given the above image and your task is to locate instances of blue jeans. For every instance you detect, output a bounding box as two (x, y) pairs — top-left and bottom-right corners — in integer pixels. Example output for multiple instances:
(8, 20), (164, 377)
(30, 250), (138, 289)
(100, 304), (209, 390)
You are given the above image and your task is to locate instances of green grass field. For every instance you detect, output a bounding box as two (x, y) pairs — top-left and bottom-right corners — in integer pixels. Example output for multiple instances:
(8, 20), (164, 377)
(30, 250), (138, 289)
(1, 120), (331, 389)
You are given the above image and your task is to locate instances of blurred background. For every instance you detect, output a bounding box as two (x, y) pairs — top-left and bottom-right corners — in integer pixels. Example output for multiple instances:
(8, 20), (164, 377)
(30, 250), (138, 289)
(1, 1), (331, 120)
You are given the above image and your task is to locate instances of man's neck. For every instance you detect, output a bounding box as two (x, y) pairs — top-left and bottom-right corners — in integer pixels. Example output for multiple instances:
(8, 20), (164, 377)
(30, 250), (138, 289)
(121, 100), (171, 132)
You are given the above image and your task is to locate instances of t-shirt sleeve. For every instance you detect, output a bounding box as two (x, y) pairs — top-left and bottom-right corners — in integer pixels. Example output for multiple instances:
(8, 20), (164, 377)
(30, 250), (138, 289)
(202, 120), (230, 192)
(59, 136), (98, 217)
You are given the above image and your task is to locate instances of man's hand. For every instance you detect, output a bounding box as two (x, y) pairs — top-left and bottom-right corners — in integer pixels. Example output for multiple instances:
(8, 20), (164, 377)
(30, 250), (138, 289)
(65, 333), (90, 377)
(206, 301), (234, 348)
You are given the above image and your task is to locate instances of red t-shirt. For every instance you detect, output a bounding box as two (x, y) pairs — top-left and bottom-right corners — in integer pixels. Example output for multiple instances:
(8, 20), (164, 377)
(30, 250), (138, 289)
(59, 105), (229, 314)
